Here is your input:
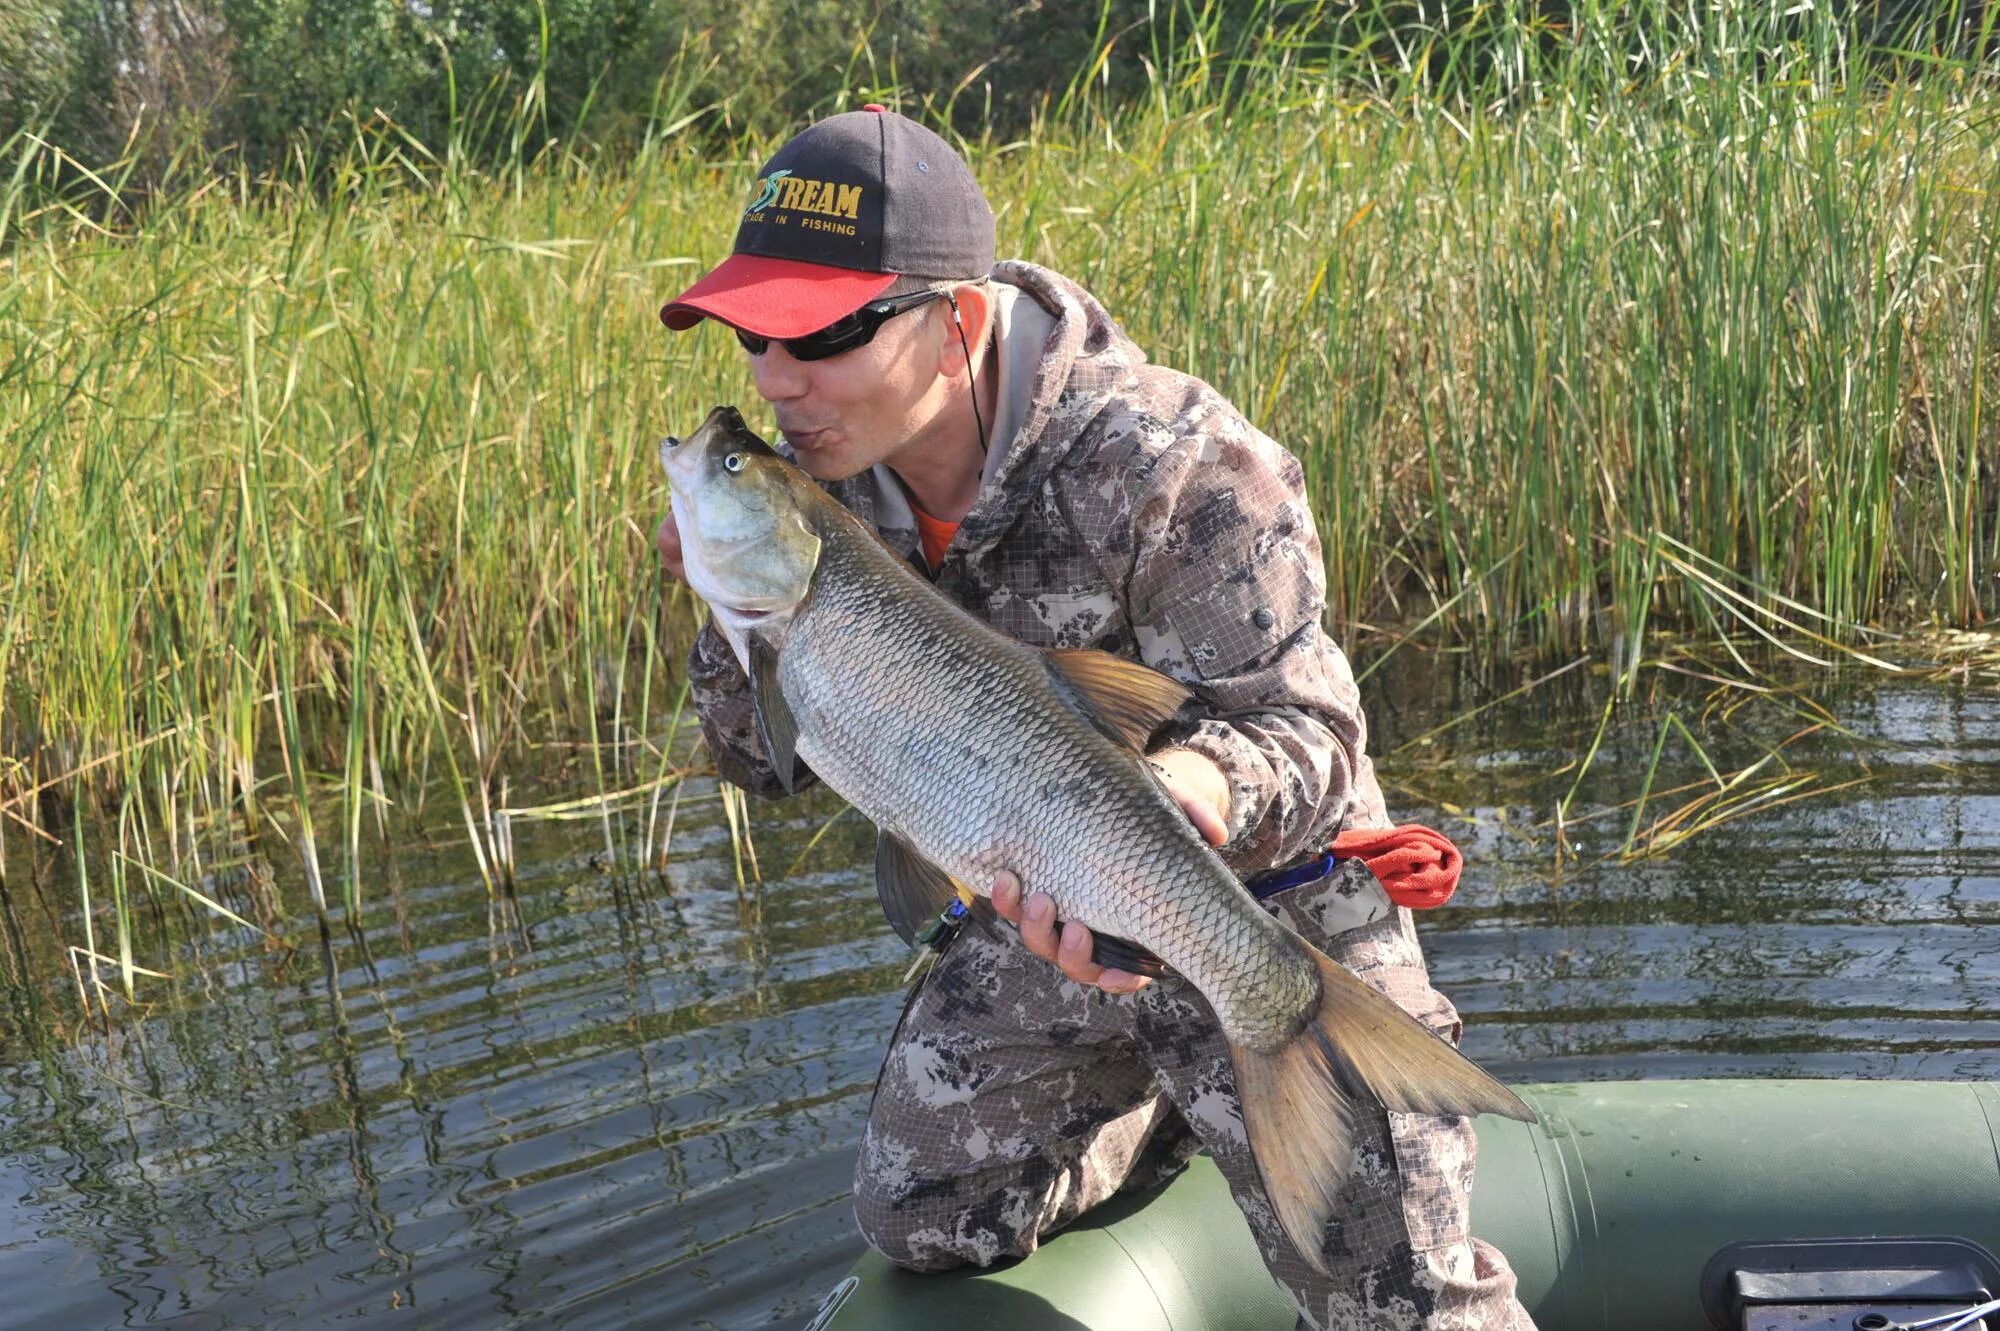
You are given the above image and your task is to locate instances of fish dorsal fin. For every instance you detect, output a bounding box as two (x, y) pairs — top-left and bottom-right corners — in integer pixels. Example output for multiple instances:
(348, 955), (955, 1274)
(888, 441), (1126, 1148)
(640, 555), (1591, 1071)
(1043, 649), (1192, 752)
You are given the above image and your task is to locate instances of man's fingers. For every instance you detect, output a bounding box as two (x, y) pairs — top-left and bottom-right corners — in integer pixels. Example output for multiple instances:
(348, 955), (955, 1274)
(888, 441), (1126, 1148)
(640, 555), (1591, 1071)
(1148, 752), (1231, 848)
(994, 879), (1153, 996)
(1060, 921), (1152, 993)
(1177, 792), (1229, 847)
(991, 870), (1022, 922)
(1019, 891), (1058, 960)
(1057, 920), (1098, 980)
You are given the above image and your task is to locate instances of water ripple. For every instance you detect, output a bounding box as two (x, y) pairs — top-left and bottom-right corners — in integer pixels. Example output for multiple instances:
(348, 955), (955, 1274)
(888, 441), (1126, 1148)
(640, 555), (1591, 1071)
(1, 674), (1995, 1327)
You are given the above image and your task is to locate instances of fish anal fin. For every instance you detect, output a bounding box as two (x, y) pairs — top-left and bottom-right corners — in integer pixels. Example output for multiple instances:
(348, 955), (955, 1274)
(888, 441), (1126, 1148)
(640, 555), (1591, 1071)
(747, 636), (802, 794)
(1230, 941), (1535, 1274)
(875, 830), (962, 947)
(1043, 649), (1192, 751)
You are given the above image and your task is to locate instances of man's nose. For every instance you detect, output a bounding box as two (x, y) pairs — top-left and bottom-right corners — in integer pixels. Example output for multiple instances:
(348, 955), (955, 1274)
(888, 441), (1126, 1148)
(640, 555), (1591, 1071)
(749, 343), (808, 403)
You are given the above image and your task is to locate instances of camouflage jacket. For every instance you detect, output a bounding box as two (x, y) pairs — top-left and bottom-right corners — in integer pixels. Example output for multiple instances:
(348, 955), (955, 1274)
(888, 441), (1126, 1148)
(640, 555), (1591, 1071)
(685, 260), (1388, 873)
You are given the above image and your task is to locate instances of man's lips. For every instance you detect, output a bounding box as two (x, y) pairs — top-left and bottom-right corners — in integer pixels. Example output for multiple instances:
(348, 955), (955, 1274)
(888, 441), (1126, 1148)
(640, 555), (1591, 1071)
(783, 427), (832, 451)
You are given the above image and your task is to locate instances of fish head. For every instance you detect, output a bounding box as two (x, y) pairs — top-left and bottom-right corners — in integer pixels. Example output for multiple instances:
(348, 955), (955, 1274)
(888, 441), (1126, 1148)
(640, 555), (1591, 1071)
(661, 406), (823, 643)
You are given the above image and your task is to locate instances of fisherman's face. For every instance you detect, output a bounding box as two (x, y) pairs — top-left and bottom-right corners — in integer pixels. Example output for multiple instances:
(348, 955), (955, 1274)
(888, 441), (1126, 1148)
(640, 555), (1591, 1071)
(740, 298), (954, 483)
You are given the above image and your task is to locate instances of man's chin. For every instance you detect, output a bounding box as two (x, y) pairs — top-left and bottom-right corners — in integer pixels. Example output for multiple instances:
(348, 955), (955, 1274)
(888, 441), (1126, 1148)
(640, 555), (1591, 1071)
(790, 449), (867, 484)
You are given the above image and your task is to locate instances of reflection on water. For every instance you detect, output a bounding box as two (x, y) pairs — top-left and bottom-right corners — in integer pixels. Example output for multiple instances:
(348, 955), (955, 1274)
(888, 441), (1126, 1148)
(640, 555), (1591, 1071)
(2, 668), (1997, 1328)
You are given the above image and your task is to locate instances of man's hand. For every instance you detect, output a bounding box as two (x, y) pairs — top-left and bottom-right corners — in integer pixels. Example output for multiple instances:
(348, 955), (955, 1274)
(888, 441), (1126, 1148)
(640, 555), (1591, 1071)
(655, 512), (687, 583)
(992, 870), (1155, 996)
(1146, 747), (1232, 849)
(989, 748), (1231, 997)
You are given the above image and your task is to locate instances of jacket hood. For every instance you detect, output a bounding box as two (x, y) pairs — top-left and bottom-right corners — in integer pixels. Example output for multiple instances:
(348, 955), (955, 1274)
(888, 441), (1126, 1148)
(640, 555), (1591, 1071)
(952, 260), (1147, 556)
(818, 260), (1147, 568)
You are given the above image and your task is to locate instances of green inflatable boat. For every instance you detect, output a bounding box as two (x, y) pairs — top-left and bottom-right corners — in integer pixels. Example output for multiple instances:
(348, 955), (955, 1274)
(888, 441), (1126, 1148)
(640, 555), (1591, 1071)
(806, 1079), (2000, 1331)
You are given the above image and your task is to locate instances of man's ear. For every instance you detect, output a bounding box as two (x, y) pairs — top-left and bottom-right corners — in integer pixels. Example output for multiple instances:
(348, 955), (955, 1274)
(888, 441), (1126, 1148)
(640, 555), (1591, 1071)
(938, 283), (991, 380)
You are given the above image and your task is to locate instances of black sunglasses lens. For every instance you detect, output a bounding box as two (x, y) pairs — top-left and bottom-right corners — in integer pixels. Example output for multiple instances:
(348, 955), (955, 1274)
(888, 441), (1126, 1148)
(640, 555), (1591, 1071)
(818, 311), (870, 341)
(788, 317), (871, 362)
(730, 292), (941, 362)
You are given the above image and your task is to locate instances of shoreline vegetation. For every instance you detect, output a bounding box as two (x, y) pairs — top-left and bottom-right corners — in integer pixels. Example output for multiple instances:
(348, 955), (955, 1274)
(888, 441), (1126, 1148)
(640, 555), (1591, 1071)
(2, 2), (1997, 993)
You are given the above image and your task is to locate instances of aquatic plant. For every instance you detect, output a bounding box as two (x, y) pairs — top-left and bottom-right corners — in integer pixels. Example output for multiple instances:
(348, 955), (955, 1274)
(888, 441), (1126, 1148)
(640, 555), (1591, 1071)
(0, 1), (1994, 986)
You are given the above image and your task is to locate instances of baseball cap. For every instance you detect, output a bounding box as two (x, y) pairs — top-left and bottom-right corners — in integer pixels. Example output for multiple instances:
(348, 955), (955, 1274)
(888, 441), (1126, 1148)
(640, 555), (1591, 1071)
(660, 105), (996, 339)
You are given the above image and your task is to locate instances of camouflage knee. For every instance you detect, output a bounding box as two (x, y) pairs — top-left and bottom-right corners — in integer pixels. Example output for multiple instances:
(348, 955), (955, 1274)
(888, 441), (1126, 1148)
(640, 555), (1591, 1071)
(851, 1145), (1060, 1272)
(856, 924), (1167, 1271)
(854, 1091), (1181, 1272)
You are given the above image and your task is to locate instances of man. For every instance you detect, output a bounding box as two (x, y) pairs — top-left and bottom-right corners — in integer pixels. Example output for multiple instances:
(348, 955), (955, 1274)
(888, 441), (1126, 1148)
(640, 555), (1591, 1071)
(655, 105), (1531, 1330)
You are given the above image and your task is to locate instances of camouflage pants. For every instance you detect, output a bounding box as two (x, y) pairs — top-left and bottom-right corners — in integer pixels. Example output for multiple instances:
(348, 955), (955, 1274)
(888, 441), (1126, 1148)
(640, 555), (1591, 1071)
(854, 859), (1535, 1331)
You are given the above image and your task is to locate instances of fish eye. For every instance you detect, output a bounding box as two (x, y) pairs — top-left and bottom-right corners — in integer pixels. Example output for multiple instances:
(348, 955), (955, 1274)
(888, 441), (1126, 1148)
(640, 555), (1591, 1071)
(663, 435), (680, 450)
(723, 453), (744, 473)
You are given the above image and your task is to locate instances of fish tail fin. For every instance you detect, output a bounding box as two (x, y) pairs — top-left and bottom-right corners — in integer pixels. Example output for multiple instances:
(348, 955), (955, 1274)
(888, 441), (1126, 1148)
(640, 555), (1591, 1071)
(1229, 940), (1535, 1274)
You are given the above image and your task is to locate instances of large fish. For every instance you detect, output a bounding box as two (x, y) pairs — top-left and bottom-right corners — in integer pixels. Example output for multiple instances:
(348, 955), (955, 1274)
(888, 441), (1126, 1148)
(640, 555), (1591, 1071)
(661, 404), (1533, 1270)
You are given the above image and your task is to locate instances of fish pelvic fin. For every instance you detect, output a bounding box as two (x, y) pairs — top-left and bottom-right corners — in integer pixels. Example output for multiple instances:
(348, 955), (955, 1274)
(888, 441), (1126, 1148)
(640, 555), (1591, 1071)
(875, 830), (995, 946)
(1230, 941), (1536, 1275)
(747, 635), (803, 794)
(1042, 649), (1192, 752)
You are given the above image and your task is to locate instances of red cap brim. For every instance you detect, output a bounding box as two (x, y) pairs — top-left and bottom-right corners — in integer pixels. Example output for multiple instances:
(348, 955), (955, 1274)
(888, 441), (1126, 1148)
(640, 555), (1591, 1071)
(660, 254), (897, 337)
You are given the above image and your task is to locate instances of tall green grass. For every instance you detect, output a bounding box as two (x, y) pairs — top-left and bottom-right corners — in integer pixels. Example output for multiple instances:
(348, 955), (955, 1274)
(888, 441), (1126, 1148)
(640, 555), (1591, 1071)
(1, 1), (1995, 985)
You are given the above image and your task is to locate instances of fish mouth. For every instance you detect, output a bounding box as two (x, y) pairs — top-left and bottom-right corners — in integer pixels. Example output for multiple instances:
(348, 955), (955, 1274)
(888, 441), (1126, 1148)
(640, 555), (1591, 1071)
(708, 602), (783, 628)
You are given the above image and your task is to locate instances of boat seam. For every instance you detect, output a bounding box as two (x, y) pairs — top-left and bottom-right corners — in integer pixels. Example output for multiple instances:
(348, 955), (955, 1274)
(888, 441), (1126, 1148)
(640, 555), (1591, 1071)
(1096, 1227), (1178, 1331)
(1974, 1081), (2000, 1190)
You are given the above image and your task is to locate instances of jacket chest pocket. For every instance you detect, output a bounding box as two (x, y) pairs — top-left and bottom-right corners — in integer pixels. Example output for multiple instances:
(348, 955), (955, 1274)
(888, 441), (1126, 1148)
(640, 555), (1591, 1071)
(960, 549), (1126, 651)
(1151, 540), (1318, 681)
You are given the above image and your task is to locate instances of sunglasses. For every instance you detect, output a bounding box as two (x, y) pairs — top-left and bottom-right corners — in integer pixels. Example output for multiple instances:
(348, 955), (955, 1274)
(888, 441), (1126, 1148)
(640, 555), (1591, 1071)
(731, 289), (947, 362)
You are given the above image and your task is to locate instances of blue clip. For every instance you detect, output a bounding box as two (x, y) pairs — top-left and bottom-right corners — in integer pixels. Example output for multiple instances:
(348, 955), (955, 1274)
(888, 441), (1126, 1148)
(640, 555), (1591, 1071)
(1247, 851), (1339, 902)
(914, 897), (970, 951)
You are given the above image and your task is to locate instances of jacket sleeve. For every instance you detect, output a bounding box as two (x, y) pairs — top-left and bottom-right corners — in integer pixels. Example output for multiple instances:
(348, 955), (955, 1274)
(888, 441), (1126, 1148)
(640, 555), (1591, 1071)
(1125, 416), (1389, 871)
(686, 619), (819, 799)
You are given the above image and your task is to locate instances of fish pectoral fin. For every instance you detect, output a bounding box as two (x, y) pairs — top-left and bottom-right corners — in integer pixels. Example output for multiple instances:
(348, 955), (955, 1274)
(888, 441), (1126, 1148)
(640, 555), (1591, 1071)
(874, 831), (964, 947)
(747, 635), (804, 794)
(1042, 649), (1193, 752)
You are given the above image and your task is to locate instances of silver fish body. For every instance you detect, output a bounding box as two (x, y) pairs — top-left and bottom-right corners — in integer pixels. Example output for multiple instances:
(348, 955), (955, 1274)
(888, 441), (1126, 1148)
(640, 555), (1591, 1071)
(661, 405), (1533, 1271)
(774, 497), (1321, 1047)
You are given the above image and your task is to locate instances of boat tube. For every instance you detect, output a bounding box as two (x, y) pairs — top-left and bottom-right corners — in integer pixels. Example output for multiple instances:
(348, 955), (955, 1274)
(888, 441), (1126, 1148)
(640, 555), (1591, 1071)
(807, 1079), (2000, 1331)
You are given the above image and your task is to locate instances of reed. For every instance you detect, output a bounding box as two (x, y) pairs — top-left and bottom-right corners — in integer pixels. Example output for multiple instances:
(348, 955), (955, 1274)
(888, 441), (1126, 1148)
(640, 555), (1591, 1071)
(0, 1), (1995, 973)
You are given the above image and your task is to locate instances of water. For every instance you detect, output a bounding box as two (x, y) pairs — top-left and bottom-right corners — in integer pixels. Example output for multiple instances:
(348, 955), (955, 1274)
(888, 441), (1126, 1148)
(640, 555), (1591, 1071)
(2, 664), (1997, 1328)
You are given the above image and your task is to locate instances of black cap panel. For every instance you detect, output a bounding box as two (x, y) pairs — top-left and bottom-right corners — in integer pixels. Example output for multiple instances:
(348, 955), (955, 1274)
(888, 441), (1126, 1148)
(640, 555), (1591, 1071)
(877, 120), (995, 278)
(732, 115), (886, 272)
(728, 108), (992, 280)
